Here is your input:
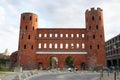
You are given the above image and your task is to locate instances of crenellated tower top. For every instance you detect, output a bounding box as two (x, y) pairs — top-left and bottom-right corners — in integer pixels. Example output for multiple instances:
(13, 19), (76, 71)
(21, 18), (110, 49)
(85, 7), (103, 13)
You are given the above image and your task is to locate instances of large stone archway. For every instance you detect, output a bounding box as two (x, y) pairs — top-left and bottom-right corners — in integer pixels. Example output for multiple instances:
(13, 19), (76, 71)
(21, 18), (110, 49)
(49, 57), (58, 69)
(65, 56), (74, 68)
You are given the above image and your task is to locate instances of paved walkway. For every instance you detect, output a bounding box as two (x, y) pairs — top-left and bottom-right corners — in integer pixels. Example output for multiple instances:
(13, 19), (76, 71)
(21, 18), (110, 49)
(0, 72), (17, 80)
(1, 71), (120, 80)
(0, 70), (46, 80)
(96, 73), (120, 80)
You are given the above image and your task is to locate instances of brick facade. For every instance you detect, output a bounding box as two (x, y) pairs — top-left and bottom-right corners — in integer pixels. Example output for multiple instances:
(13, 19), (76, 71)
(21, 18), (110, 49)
(18, 7), (106, 70)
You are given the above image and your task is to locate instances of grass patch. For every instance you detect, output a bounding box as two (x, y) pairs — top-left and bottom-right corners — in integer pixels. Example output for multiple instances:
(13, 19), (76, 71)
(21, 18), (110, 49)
(0, 65), (10, 71)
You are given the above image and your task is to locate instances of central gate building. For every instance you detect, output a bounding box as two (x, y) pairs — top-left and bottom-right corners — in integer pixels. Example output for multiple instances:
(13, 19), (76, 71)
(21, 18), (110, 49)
(18, 7), (106, 70)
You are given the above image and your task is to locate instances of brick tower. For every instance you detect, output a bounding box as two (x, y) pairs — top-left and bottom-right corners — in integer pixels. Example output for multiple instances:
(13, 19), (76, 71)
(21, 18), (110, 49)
(18, 13), (38, 69)
(85, 8), (106, 68)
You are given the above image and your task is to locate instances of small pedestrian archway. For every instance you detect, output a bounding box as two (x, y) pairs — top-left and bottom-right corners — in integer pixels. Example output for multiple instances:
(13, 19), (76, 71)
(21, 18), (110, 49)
(65, 56), (74, 68)
(49, 57), (58, 69)
(80, 62), (85, 70)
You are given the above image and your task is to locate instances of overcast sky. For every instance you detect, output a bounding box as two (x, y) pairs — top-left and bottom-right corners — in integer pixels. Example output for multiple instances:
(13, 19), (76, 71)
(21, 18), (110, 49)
(0, 0), (120, 53)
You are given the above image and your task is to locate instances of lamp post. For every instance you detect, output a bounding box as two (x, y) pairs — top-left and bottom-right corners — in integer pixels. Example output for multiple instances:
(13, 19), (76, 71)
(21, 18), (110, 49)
(113, 44), (117, 80)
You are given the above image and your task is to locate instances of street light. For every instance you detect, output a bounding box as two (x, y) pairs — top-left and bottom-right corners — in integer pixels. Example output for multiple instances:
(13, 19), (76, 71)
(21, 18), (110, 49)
(113, 44), (117, 80)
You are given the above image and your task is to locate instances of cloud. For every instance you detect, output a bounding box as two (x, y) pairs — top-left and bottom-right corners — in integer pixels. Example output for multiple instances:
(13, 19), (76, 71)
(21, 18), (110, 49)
(0, 6), (5, 26)
(99, 0), (120, 40)
(0, 0), (120, 53)
(0, 25), (19, 53)
(0, 25), (19, 36)
(2, 0), (19, 15)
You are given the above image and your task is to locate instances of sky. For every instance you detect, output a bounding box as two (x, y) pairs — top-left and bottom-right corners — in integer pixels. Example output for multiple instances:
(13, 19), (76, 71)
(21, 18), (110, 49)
(0, 0), (120, 54)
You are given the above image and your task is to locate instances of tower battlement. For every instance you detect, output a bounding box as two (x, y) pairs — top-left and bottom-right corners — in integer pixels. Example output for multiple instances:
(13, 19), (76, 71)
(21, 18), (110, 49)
(86, 7), (103, 13)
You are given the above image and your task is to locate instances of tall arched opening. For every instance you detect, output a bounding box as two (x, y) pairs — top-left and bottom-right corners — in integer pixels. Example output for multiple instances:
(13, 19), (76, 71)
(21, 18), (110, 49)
(49, 57), (58, 69)
(65, 56), (74, 68)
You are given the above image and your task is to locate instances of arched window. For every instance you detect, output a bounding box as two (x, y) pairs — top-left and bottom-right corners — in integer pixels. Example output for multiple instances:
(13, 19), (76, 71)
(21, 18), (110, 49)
(44, 43), (47, 48)
(66, 34), (68, 38)
(82, 43), (85, 49)
(36, 18), (37, 22)
(99, 16), (101, 20)
(90, 45), (92, 49)
(55, 34), (58, 37)
(31, 45), (33, 49)
(93, 35), (95, 39)
(28, 35), (30, 39)
(82, 34), (85, 38)
(55, 43), (58, 49)
(33, 26), (34, 30)
(39, 34), (42, 37)
(71, 43), (74, 49)
(60, 43), (63, 49)
(100, 35), (102, 38)
(44, 34), (47, 37)
(60, 34), (63, 37)
(65, 43), (69, 49)
(89, 26), (91, 30)
(97, 44), (100, 49)
(92, 16), (94, 21)
(76, 34), (79, 38)
(50, 34), (52, 37)
(25, 25), (27, 30)
(24, 44), (26, 49)
(39, 43), (41, 49)
(76, 43), (79, 49)
(71, 34), (74, 38)
(96, 25), (98, 30)
(30, 16), (32, 20)
(49, 43), (52, 48)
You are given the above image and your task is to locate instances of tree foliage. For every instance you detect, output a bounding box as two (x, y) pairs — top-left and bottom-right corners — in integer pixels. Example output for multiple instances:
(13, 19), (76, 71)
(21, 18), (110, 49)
(0, 58), (10, 65)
